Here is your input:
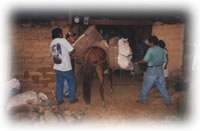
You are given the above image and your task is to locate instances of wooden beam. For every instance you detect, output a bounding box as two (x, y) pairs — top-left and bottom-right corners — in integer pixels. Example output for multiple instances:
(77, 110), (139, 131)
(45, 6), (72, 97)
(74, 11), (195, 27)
(89, 19), (155, 25)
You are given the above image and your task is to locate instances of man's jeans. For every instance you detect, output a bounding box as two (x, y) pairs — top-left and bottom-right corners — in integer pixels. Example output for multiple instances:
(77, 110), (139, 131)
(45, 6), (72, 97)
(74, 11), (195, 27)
(55, 70), (76, 104)
(64, 80), (69, 97)
(139, 66), (171, 104)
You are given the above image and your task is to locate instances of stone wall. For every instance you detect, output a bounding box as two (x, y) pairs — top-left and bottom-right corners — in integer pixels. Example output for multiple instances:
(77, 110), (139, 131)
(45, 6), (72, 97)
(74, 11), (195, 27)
(12, 23), (70, 91)
(152, 22), (185, 77)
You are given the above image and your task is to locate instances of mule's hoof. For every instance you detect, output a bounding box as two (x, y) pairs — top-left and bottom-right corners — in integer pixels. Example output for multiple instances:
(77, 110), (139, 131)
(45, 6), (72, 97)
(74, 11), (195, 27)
(110, 89), (114, 93)
(101, 101), (106, 108)
(85, 100), (90, 105)
(85, 102), (90, 105)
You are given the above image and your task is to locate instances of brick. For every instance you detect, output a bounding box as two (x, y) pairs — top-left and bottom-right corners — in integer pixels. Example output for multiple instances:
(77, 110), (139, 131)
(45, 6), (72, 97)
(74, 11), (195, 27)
(19, 51), (33, 57)
(21, 78), (33, 82)
(43, 57), (53, 63)
(32, 75), (40, 84)
(39, 76), (51, 81)
(36, 67), (52, 73)
(29, 71), (43, 76)
(46, 72), (56, 75)
(23, 70), (30, 79)
(33, 52), (51, 57)
(25, 57), (43, 63)
(48, 83), (56, 88)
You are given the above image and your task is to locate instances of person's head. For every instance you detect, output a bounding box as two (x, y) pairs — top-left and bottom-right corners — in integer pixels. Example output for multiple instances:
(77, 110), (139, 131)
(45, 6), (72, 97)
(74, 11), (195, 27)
(110, 30), (116, 37)
(158, 40), (166, 49)
(66, 32), (75, 44)
(52, 28), (63, 40)
(148, 36), (158, 46)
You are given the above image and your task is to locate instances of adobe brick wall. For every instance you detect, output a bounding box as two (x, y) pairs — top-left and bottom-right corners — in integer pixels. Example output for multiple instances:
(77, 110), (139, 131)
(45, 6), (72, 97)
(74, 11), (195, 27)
(152, 22), (185, 77)
(12, 23), (70, 91)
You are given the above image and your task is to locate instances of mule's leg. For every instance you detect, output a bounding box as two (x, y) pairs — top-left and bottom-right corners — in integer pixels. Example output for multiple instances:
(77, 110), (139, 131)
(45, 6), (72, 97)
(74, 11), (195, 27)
(96, 65), (105, 106)
(108, 68), (113, 93)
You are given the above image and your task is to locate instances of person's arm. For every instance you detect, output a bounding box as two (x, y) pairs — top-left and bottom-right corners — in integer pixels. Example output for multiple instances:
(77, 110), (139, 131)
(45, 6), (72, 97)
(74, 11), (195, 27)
(135, 48), (151, 65)
(135, 59), (146, 65)
(70, 49), (79, 59)
(69, 49), (75, 54)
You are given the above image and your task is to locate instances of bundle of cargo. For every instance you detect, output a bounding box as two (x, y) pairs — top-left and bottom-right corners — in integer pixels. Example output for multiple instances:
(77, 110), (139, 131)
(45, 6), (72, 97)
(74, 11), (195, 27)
(73, 25), (104, 56)
(92, 40), (109, 54)
(108, 37), (120, 69)
(108, 37), (134, 70)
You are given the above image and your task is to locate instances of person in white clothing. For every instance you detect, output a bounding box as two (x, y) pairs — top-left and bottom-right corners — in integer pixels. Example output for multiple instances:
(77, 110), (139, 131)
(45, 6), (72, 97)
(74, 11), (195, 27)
(158, 40), (168, 88)
(63, 32), (76, 98)
(50, 28), (78, 105)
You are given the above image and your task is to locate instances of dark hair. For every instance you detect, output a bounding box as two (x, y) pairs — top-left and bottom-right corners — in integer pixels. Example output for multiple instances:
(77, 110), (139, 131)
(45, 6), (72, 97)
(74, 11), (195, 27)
(66, 32), (76, 39)
(148, 36), (158, 45)
(52, 28), (62, 39)
(158, 40), (166, 49)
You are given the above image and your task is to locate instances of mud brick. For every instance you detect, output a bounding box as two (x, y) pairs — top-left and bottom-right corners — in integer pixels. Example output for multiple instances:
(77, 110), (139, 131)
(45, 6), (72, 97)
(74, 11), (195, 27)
(22, 41), (37, 48)
(21, 77), (33, 82)
(46, 72), (56, 75)
(43, 73), (55, 79)
(32, 43), (51, 49)
(43, 57), (53, 63)
(33, 52), (51, 57)
(21, 64), (39, 70)
(23, 48), (38, 53)
(36, 67), (52, 73)
(49, 75), (56, 81)
(39, 76), (51, 81)
(24, 57), (43, 63)
(29, 71), (43, 76)
(32, 75), (40, 84)
(24, 31), (39, 40)
(23, 70), (30, 79)
(18, 52), (33, 57)
(47, 82), (56, 88)
(34, 47), (50, 53)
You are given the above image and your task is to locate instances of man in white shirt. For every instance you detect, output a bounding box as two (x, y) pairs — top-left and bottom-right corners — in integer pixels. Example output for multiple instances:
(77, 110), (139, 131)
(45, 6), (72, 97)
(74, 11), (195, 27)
(63, 32), (76, 98)
(50, 28), (78, 105)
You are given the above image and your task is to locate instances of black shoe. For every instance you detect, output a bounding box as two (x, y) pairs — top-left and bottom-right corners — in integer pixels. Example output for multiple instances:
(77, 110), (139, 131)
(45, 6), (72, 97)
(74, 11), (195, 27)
(165, 103), (172, 108)
(136, 100), (146, 104)
(64, 95), (69, 98)
(58, 100), (64, 105)
(70, 98), (79, 104)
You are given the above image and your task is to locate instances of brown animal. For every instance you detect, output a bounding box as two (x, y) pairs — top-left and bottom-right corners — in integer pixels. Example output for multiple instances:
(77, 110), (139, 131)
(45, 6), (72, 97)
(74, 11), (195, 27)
(81, 46), (113, 106)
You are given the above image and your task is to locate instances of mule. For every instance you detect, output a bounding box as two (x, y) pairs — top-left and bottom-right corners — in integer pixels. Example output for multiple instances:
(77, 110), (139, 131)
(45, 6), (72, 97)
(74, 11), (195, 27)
(80, 46), (113, 106)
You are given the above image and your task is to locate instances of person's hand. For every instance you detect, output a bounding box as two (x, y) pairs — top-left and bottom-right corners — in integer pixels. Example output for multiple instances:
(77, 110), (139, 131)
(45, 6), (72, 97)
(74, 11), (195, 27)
(164, 65), (167, 69)
(70, 54), (77, 59)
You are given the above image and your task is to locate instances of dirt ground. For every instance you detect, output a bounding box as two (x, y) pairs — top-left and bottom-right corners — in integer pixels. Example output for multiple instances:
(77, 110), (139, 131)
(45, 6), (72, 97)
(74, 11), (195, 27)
(10, 71), (188, 125)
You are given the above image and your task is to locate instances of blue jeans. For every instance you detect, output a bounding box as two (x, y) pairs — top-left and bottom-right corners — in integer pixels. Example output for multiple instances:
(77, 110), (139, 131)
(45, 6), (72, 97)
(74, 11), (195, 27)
(55, 70), (76, 104)
(139, 66), (170, 104)
(64, 80), (69, 96)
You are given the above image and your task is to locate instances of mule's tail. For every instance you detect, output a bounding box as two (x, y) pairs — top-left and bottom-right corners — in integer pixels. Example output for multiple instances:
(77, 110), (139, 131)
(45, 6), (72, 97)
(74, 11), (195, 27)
(83, 59), (94, 104)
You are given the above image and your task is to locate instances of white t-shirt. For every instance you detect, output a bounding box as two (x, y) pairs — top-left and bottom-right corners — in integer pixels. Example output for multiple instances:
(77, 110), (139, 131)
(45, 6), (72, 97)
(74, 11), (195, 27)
(50, 38), (73, 71)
